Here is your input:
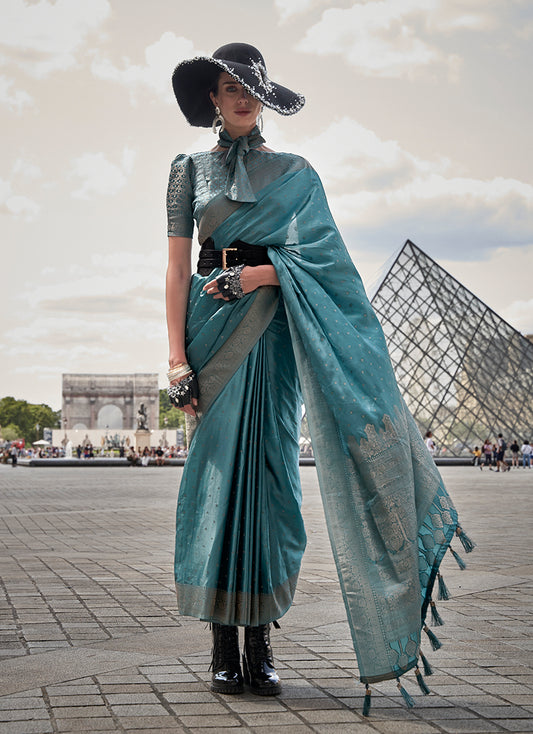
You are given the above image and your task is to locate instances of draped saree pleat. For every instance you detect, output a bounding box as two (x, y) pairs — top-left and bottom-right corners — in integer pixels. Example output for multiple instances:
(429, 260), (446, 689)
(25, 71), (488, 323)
(174, 193), (306, 627)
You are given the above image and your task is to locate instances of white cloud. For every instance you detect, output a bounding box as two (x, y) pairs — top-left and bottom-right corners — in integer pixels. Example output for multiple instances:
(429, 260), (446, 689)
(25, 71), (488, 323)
(2, 252), (167, 380)
(91, 33), (203, 104)
(23, 251), (165, 312)
(502, 298), (533, 335)
(297, 0), (494, 78)
(70, 147), (136, 199)
(13, 158), (42, 179)
(429, 0), (497, 32)
(0, 0), (111, 77)
(274, 0), (327, 22)
(258, 116), (533, 260)
(0, 176), (40, 219)
(0, 74), (32, 111)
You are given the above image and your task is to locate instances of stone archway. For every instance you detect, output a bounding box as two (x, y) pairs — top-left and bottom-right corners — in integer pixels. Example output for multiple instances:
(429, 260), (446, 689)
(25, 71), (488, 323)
(97, 404), (123, 429)
(62, 374), (159, 430)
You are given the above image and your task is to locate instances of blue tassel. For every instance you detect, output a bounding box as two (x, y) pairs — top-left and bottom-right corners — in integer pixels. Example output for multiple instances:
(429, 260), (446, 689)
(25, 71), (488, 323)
(420, 651), (433, 676)
(450, 547), (466, 570)
(456, 526), (476, 553)
(415, 667), (430, 695)
(430, 601), (444, 627)
(397, 679), (415, 708)
(362, 684), (371, 717)
(437, 572), (450, 601)
(424, 624), (442, 650)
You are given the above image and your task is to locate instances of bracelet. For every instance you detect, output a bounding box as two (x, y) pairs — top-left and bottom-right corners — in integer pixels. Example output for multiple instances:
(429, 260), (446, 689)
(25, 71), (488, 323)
(167, 364), (192, 382)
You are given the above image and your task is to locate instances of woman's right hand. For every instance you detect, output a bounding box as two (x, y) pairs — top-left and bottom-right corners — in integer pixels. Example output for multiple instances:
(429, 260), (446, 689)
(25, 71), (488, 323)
(168, 372), (199, 417)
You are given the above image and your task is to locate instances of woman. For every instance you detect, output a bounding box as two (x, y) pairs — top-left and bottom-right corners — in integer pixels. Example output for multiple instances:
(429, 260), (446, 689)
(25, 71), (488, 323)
(166, 43), (472, 711)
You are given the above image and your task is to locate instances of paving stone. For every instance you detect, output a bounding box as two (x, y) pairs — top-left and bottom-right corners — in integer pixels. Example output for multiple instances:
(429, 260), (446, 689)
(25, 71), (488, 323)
(0, 722), (53, 734)
(0, 708), (50, 721)
(366, 722), (440, 733)
(54, 718), (116, 731)
(240, 711), (306, 727)
(498, 720), (533, 732)
(47, 694), (105, 707)
(163, 691), (219, 704)
(103, 692), (161, 705)
(281, 697), (342, 710)
(299, 708), (362, 723)
(107, 703), (170, 716)
(431, 721), (502, 733)
(0, 697), (47, 710)
(169, 702), (229, 715)
(114, 717), (182, 730)
(178, 714), (243, 727)
(311, 726), (376, 734)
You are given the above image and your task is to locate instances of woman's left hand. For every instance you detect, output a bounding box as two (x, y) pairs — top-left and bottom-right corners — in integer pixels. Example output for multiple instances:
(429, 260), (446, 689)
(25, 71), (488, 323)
(203, 264), (279, 301)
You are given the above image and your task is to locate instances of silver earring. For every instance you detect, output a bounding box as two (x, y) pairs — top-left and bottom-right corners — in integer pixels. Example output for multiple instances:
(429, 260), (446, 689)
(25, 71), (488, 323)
(212, 106), (225, 134)
(257, 112), (264, 133)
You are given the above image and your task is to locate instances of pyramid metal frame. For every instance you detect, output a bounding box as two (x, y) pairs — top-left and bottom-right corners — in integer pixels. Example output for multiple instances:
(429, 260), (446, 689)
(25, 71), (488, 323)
(371, 239), (533, 456)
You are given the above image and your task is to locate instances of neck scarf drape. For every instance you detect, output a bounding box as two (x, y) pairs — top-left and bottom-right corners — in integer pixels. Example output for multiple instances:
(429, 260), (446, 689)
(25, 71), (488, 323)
(217, 126), (266, 203)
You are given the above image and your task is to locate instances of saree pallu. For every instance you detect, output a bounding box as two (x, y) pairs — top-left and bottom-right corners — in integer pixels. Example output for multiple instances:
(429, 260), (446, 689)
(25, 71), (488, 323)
(179, 164), (459, 685)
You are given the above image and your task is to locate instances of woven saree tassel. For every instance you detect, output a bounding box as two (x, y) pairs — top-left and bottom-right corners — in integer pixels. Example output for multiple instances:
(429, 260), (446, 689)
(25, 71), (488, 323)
(397, 678), (415, 708)
(430, 600), (444, 627)
(415, 666), (431, 695)
(362, 684), (372, 717)
(450, 547), (467, 570)
(420, 651), (433, 676)
(456, 526), (476, 553)
(424, 624), (442, 650)
(437, 572), (451, 601)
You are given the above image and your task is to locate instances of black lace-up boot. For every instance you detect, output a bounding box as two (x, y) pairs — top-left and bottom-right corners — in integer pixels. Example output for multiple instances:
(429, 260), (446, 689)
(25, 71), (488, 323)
(242, 624), (281, 696)
(210, 623), (243, 694)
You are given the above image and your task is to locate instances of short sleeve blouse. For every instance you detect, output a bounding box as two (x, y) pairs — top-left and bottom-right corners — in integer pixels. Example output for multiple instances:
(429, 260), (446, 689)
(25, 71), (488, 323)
(166, 154), (194, 238)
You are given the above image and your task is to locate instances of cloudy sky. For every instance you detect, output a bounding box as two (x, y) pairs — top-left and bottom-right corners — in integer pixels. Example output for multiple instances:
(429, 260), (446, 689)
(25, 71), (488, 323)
(1, 0), (532, 411)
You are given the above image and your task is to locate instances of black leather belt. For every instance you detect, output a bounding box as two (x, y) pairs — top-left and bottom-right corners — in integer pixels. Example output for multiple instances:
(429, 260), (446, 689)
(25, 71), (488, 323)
(197, 238), (270, 276)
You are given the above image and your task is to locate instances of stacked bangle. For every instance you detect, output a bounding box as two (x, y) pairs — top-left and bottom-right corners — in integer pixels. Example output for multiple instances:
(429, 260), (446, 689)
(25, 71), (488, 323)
(167, 362), (192, 382)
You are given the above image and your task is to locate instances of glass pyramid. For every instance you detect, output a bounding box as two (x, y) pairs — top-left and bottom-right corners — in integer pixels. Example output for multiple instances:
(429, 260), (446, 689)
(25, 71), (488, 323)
(371, 240), (533, 456)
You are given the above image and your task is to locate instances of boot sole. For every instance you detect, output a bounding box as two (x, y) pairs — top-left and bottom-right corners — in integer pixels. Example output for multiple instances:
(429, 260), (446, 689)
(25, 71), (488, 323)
(211, 682), (244, 695)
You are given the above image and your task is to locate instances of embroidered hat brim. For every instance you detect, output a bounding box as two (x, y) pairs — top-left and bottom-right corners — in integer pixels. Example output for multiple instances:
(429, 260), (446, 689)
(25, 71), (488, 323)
(172, 43), (305, 127)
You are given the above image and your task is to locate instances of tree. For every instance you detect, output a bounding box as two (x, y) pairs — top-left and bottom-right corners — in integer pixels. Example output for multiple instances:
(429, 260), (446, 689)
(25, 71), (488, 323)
(159, 389), (186, 430)
(0, 397), (60, 444)
(2, 423), (22, 442)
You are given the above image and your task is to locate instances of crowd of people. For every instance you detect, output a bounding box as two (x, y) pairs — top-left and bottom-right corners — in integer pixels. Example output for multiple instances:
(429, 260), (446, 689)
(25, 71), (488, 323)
(127, 445), (188, 466)
(473, 436), (533, 470)
(1, 443), (189, 465)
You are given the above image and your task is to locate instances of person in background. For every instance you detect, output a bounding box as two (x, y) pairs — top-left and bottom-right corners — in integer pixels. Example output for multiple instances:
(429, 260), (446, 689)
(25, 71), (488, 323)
(521, 440), (532, 468)
(496, 433), (508, 473)
(425, 430), (436, 456)
(482, 439), (492, 469)
(510, 439), (520, 468)
(470, 446), (482, 468)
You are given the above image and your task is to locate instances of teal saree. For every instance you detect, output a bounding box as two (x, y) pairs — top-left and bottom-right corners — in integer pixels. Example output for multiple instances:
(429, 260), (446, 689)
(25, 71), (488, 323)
(169, 139), (458, 684)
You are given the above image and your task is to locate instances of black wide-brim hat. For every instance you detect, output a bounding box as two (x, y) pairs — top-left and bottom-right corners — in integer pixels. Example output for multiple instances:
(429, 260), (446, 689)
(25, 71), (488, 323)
(172, 42), (305, 127)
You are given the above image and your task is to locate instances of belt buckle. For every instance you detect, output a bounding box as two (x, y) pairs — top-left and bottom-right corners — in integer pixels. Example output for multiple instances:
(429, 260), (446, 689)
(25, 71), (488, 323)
(222, 247), (238, 270)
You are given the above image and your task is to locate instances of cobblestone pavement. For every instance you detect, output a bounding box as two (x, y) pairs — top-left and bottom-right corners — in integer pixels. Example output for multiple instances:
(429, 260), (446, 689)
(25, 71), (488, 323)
(0, 464), (532, 733)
